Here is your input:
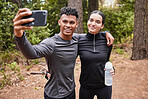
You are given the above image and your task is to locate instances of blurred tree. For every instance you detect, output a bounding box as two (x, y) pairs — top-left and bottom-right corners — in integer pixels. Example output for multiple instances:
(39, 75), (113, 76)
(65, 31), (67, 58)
(88, 0), (98, 16)
(0, 0), (136, 51)
(82, 0), (88, 33)
(100, 0), (104, 9)
(9, 0), (22, 8)
(68, 0), (83, 33)
(0, 0), (18, 51)
(132, 0), (148, 59)
(102, 0), (135, 43)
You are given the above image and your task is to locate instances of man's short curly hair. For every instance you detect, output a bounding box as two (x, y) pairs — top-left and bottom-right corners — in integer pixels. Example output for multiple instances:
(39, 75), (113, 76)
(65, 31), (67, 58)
(60, 7), (78, 19)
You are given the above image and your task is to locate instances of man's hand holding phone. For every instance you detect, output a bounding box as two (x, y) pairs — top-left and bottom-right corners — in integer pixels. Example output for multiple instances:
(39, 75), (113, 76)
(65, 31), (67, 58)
(13, 8), (33, 37)
(13, 8), (47, 37)
(22, 10), (47, 26)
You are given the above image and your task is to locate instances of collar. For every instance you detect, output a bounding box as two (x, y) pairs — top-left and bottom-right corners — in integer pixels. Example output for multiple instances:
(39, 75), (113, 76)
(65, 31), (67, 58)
(86, 32), (102, 39)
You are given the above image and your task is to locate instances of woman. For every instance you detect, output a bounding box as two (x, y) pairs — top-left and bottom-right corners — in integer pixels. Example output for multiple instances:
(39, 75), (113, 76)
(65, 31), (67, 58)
(78, 10), (114, 99)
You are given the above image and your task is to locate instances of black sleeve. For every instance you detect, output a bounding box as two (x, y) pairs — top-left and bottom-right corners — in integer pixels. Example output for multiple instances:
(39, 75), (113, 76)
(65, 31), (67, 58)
(107, 45), (113, 61)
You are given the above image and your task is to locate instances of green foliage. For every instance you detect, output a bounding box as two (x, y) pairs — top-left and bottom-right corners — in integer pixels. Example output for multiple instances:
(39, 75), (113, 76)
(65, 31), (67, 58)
(0, 0), (67, 51)
(9, 62), (20, 72)
(29, 59), (40, 64)
(0, 51), (23, 88)
(119, 0), (135, 11)
(0, 61), (21, 89)
(14, 0), (67, 45)
(17, 73), (24, 81)
(35, 87), (41, 90)
(102, 9), (134, 42)
(25, 25), (53, 45)
(113, 48), (125, 54)
(22, 0), (56, 45)
(0, 1), (18, 51)
(1, 52), (13, 64)
(83, 0), (89, 33)
(0, 0), (135, 50)
(0, 50), (42, 89)
(0, 74), (11, 89)
(0, 50), (19, 65)
(25, 65), (33, 71)
(102, 0), (135, 43)
(42, 0), (68, 34)
(25, 0), (67, 37)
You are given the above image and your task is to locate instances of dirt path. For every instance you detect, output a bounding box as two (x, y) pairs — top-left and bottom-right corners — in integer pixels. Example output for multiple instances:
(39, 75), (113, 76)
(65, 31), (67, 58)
(0, 53), (148, 99)
(111, 54), (148, 99)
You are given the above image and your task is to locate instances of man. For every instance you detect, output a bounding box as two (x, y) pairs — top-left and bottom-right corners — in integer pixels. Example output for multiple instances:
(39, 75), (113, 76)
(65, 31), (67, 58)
(13, 7), (114, 99)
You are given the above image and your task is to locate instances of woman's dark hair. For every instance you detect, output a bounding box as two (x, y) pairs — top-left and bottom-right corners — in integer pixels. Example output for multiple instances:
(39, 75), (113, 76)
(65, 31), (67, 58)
(60, 7), (78, 19)
(90, 10), (105, 25)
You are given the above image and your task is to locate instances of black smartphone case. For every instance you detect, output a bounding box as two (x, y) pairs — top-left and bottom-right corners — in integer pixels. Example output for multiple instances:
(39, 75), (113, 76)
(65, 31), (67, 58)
(22, 10), (47, 26)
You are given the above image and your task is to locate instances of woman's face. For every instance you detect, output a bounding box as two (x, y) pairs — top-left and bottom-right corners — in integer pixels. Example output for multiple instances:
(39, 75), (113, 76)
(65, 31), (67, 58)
(87, 13), (104, 34)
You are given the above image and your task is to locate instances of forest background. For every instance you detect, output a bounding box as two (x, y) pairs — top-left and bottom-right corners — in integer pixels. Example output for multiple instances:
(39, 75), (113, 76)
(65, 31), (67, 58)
(0, 0), (147, 96)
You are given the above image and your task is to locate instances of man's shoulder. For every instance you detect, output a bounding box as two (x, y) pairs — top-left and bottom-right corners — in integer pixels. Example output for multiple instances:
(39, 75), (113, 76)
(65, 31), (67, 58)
(40, 36), (55, 47)
(42, 34), (58, 41)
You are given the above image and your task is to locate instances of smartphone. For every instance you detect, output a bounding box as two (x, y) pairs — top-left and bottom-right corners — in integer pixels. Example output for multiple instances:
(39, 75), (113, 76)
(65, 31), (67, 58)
(22, 10), (47, 26)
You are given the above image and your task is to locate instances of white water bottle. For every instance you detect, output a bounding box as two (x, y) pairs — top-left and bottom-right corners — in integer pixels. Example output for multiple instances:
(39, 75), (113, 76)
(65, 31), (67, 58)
(105, 61), (113, 86)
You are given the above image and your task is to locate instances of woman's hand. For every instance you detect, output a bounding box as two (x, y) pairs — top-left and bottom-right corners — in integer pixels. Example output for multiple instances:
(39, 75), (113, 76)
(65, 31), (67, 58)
(106, 32), (114, 46)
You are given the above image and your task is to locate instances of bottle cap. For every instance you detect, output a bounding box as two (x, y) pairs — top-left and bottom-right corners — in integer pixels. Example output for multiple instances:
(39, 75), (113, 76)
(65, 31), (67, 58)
(105, 61), (113, 69)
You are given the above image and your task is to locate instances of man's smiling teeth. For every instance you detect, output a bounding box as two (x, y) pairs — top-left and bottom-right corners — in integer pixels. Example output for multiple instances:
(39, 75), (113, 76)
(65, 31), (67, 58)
(64, 28), (71, 31)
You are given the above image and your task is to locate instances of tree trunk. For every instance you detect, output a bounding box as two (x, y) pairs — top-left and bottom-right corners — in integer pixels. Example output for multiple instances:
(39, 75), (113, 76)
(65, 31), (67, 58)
(24, 0), (27, 6)
(10, 0), (23, 8)
(88, 0), (98, 16)
(100, 0), (104, 10)
(68, 0), (83, 33)
(131, 0), (148, 59)
(83, 0), (88, 12)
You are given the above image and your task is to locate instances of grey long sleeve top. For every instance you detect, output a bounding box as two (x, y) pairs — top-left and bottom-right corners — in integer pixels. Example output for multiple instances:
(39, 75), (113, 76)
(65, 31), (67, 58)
(15, 33), (78, 98)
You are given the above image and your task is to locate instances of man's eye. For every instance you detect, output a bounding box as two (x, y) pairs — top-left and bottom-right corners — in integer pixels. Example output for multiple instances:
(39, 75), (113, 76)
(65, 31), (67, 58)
(63, 20), (68, 24)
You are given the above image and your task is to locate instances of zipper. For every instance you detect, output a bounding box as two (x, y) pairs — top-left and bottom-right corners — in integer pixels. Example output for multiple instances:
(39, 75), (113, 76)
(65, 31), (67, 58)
(93, 34), (96, 52)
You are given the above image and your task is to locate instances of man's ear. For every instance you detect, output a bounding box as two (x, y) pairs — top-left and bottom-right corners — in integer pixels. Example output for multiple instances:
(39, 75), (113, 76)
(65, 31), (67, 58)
(58, 19), (61, 26)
